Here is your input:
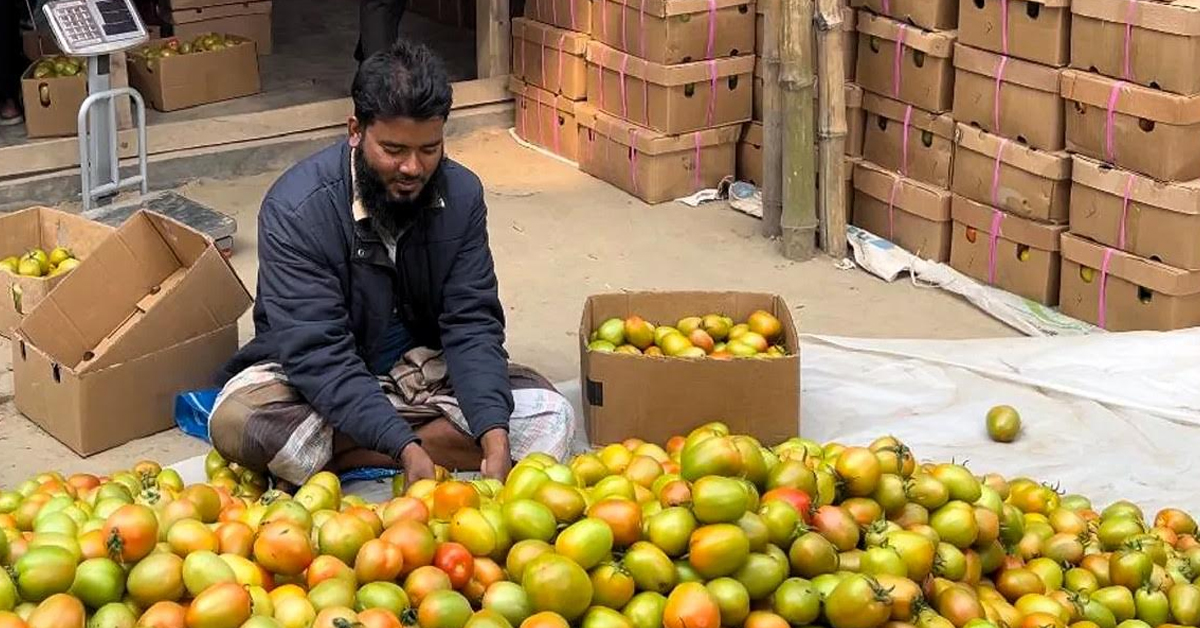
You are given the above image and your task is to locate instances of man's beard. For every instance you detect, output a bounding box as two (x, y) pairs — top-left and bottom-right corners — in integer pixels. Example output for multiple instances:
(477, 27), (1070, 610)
(354, 149), (435, 239)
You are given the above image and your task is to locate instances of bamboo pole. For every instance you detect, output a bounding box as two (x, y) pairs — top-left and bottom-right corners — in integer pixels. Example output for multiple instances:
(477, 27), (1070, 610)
(815, 0), (847, 257)
(760, 0), (784, 237)
(779, 0), (817, 260)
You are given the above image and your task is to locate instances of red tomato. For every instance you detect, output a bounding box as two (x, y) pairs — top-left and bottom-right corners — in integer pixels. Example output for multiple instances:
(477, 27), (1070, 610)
(356, 538), (405, 583)
(761, 488), (812, 518)
(434, 542), (475, 589)
(101, 504), (158, 563)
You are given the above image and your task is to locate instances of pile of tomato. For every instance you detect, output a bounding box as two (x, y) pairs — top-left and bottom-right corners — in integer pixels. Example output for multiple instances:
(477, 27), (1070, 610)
(0, 422), (1196, 628)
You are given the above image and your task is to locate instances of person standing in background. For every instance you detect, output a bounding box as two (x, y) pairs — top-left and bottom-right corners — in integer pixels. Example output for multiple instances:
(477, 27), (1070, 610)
(1, 0), (28, 126)
(355, 0), (406, 64)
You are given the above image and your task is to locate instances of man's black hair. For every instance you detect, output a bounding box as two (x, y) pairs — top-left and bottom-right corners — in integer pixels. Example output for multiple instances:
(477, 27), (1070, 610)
(352, 40), (454, 126)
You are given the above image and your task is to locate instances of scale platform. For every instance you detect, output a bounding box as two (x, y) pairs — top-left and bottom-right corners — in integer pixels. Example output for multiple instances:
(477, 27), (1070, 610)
(82, 191), (238, 257)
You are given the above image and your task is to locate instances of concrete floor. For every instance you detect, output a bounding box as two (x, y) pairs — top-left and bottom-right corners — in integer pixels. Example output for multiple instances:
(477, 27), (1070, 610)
(0, 128), (1016, 487)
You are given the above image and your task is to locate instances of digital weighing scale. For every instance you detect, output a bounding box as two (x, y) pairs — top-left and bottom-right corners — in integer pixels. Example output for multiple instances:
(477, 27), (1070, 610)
(39, 0), (239, 254)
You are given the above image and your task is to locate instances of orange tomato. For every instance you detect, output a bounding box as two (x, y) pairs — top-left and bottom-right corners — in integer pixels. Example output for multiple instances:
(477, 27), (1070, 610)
(313, 607), (359, 628)
(101, 504), (158, 563)
(65, 474), (100, 493)
(138, 602), (187, 628)
(25, 594), (83, 628)
(404, 565), (453, 607)
(380, 497), (430, 527)
(473, 557), (506, 588)
(744, 612), (791, 628)
(663, 582), (721, 628)
(306, 555), (356, 589)
(381, 520), (437, 576)
(0, 611), (25, 628)
(432, 482), (480, 521)
(344, 506), (385, 538)
(359, 608), (405, 628)
(520, 611), (571, 628)
(587, 499), (643, 547)
(77, 529), (107, 560)
(356, 538), (405, 583)
(180, 485), (222, 523)
(185, 582), (252, 628)
(214, 521), (254, 557)
(253, 522), (314, 576)
(166, 519), (219, 556)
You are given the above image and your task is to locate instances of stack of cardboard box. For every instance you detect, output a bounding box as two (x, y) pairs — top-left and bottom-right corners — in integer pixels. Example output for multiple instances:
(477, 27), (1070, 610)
(849, 1), (958, 261)
(1056, 0), (1200, 330)
(162, 0), (273, 55)
(945, 0), (1072, 304)
(568, 0), (755, 203)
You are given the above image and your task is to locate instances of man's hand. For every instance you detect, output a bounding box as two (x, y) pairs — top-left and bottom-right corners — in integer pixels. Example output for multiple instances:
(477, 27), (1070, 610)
(399, 442), (436, 483)
(480, 429), (512, 481)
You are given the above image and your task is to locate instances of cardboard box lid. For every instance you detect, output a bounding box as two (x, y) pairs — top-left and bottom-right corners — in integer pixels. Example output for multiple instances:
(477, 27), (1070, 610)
(953, 43), (1062, 94)
(952, 194), (1068, 250)
(853, 160), (953, 221)
(1061, 232), (1200, 295)
(955, 124), (1072, 179)
(856, 13), (956, 58)
(1072, 155), (1200, 216)
(587, 41), (755, 85)
(579, 106), (743, 153)
(603, 0), (751, 18)
(512, 17), (590, 55)
(1060, 69), (1200, 125)
(0, 207), (113, 261)
(863, 92), (956, 138)
(168, 0), (271, 23)
(741, 121), (762, 146)
(1072, 0), (1200, 37)
(16, 210), (252, 374)
(509, 76), (579, 114)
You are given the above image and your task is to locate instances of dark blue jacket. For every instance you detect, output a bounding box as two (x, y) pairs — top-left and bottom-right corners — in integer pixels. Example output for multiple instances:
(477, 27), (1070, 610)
(219, 141), (512, 458)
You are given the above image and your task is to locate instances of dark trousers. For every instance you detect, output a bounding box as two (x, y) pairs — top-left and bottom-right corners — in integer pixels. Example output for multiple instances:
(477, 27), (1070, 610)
(355, 0), (408, 63)
(1, 0), (27, 102)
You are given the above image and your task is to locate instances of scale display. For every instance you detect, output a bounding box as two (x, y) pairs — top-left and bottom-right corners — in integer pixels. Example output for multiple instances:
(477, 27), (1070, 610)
(43, 0), (148, 56)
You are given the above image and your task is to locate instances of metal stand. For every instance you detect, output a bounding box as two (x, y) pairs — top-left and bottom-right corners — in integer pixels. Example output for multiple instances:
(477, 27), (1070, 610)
(78, 54), (147, 211)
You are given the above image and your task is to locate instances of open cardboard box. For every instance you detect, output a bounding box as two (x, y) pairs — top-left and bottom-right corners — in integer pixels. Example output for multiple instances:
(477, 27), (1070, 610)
(11, 210), (252, 456)
(958, 0), (1071, 67)
(592, 0), (756, 65)
(20, 58), (87, 139)
(0, 207), (114, 339)
(579, 291), (799, 447)
(128, 37), (261, 112)
(862, 91), (957, 189)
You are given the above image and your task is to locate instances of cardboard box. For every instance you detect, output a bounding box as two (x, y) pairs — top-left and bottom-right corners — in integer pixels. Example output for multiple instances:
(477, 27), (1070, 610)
(958, 0), (1070, 67)
(11, 210), (252, 456)
(1059, 232), (1200, 331)
(23, 26), (161, 59)
(0, 208), (115, 338)
(577, 103), (740, 203)
(757, 5), (857, 80)
(524, 0), (592, 34)
(586, 42), (754, 134)
(952, 124), (1071, 223)
(952, 44), (1065, 151)
(1071, 0), (1200, 96)
(512, 18), (589, 100)
(591, 0), (755, 65)
(738, 122), (765, 185)
(1070, 156), (1200, 271)
(950, 194), (1068, 304)
(852, 159), (953, 260)
(1061, 70), (1200, 182)
(512, 78), (582, 162)
(856, 14), (956, 113)
(129, 38), (261, 112)
(579, 291), (799, 446)
(20, 59), (87, 139)
(862, 91), (956, 189)
(168, 1), (273, 55)
(851, 0), (957, 31)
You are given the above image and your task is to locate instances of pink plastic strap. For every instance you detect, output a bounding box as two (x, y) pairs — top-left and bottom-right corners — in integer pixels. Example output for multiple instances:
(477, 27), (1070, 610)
(1118, 173), (1135, 249)
(886, 177), (901, 239)
(597, 50), (607, 110)
(642, 76), (650, 125)
(993, 55), (1009, 134)
(899, 105), (913, 176)
(621, 0), (629, 52)
(706, 59), (719, 127)
(1105, 81), (1126, 163)
(557, 34), (566, 94)
(601, 0), (609, 38)
(693, 132), (703, 190)
(706, 0), (718, 59)
(552, 0), (559, 29)
(987, 209), (1004, 285)
(1122, 0), (1137, 80)
(881, 0), (890, 13)
(892, 26), (907, 99)
(619, 53), (631, 118)
(628, 129), (640, 194)
(569, 0), (577, 30)
(518, 36), (527, 77)
(1000, 0), (1010, 55)
(551, 105), (561, 154)
(639, 0), (647, 56)
(1098, 248), (1115, 329)
(540, 31), (548, 91)
(991, 138), (1008, 209)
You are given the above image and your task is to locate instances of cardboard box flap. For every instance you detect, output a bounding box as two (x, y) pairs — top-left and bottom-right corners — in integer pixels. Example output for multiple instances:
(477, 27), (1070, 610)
(952, 194), (1068, 250)
(741, 121), (762, 147)
(863, 92), (956, 137)
(587, 41), (756, 85)
(587, 108), (742, 154)
(168, 0), (272, 24)
(1061, 232), (1200, 295)
(606, 0), (752, 18)
(955, 124), (1072, 179)
(853, 160), (953, 221)
(1072, 155), (1200, 216)
(16, 211), (251, 373)
(510, 77), (579, 113)
(512, 18), (590, 55)
(856, 13), (957, 58)
(575, 101), (600, 128)
(1072, 0), (1200, 37)
(845, 83), (863, 108)
(954, 43), (1061, 93)
(1060, 69), (1200, 125)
